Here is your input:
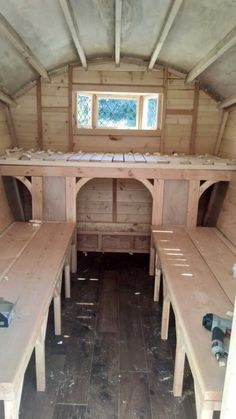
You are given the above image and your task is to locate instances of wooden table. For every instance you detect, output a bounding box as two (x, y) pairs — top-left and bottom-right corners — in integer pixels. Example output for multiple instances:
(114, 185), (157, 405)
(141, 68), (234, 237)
(152, 226), (235, 419)
(0, 222), (75, 419)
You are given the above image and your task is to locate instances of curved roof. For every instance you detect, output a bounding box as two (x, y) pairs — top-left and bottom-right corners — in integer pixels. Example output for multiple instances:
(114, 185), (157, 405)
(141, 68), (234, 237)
(0, 0), (236, 105)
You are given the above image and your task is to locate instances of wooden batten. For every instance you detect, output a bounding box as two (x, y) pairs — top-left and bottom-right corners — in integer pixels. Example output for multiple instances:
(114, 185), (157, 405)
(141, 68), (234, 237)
(37, 79), (43, 150)
(189, 82), (199, 154)
(68, 65), (73, 152)
(160, 68), (168, 153)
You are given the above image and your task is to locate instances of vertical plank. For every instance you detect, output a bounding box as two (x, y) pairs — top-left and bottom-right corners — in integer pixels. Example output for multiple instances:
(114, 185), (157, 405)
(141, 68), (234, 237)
(189, 82), (200, 155)
(4, 105), (18, 147)
(160, 68), (168, 154)
(186, 180), (200, 227)
(214, 111), (229, 155)
(152, 179), (164, 225)
(65, 177), (76, 222)
(112, 178), (117, 222)
(36, 78), (43, 150)
(32, 176), (43, 220)
(68, 65), (73, 152)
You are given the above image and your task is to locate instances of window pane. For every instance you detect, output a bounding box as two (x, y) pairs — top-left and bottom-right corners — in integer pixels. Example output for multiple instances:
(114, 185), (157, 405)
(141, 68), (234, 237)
(77, 94), (92, 127)
(142, 97), (158, 129)
(97, 97), (138, 129)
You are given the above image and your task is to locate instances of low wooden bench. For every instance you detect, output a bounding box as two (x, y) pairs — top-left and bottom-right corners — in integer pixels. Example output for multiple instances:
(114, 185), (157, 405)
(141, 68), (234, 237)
(0, 222), (75, 419)
(152, 226), (236, 419)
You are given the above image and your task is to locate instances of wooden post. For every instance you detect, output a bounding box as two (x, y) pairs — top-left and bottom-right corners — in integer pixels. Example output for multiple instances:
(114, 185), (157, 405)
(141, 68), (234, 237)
(112, 178), (117, 222)
(189, 82), (200, 155)
(32, 176), (43, 220)
(68, 64), (73, 151)
(66, 177), (76, 222)
(150, 179), (164, 275)
(161, 277), (171, 340)
(160, 68), (168, 154)
(36, 78), (43, 150)
(214, 111), (229, 155)
(173, 326), (186, 397)
(186, 180), (200, 227)
(4, 105), (18, 147)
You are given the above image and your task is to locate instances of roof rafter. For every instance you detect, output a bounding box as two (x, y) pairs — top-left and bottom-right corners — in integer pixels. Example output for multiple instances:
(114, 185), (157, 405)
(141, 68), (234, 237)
(186, 27), (236, 84)
(59, 0), (87, 69)
(219, 94), (236, 109)
(0, 13), (49, 81)
(115, 0), (122, 66)
(0, 89), (17, 106)
(148, 0), (183, 70)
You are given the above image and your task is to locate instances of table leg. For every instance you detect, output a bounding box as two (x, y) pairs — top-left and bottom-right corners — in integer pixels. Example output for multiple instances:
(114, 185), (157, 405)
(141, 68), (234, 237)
(173, 326), (185, 397)
(154, 253), (161, 302)
(71, 242), (77, 274)
(64, 262), (70, 299)
(161, 277), (170, 340)
(35, 312), (48, 392)
(4, 378), (24, 419)
(53, 272), (62, 335)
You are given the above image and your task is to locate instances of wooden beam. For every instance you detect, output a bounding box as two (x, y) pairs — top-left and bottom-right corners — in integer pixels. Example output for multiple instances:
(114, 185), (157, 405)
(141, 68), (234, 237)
(148, 0), (183, 70)
(160, 68), (168, 153)
(0, 89), (17, 107)
(189, 82), (199, 155)
(36, 79), (43, 150)
(115, 0), (122, 66)
(4, 105), (18, 147)
(186, 180), (200, 227)
(59, 0), (87, 69)
(68, 65), (73, 151)
(219, 94), (236, 109)
(214, 111), (229, 155)
(0, 13), (49, 81)
(186, 27), (236, 83)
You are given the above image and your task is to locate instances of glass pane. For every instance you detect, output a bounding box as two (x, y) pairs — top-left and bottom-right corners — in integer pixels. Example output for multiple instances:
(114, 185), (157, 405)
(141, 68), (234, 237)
(77, 94), (92, 127)
(142, 97), (158, 129)
(97, 97), (138, 129)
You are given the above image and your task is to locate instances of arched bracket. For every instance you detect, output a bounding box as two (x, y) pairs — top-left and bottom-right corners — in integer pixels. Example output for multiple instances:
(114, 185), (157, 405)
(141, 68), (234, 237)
(199, 180), (219, 199)
(136, 179), (154, 197)
(76, 177), (92, 196)
(14, 176), (32, 194)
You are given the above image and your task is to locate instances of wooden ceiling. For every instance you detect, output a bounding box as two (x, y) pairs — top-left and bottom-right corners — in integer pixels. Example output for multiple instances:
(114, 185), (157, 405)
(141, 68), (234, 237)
(0, 0), (236, 108)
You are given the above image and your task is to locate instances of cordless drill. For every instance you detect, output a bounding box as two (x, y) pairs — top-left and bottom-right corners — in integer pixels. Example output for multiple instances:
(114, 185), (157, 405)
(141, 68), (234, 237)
(202, 313), (232, 361)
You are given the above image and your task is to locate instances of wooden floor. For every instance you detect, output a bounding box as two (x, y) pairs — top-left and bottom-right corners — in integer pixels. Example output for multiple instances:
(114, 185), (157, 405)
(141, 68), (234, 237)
(0, 253), (198, 419)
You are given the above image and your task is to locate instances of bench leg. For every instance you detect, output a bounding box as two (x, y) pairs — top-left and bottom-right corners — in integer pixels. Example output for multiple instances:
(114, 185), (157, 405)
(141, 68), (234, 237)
(161, 278), (170, 340)
(71, 242), (77, 273)
(149, 239), (155, 276)
(53, 273), (62, 336)
(64, 262), (70, 299)
(4, 378), (24, 419)
(154, 268), (161, 302)
(35, 312), (48, 392)
(173, 327), (185, 397)
(194, 383), (214, 419)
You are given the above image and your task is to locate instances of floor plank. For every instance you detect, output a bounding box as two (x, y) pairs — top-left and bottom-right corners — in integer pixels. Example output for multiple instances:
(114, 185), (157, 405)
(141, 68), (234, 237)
(97, 271), (119, 334)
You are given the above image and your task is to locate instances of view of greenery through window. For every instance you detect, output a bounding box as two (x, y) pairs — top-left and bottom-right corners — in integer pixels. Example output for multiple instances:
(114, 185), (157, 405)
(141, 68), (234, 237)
(76, 93), (159, 129)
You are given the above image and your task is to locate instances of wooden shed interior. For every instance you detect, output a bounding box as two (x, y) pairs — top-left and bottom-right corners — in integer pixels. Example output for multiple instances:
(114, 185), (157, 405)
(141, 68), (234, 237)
(0, 1), (236, 418)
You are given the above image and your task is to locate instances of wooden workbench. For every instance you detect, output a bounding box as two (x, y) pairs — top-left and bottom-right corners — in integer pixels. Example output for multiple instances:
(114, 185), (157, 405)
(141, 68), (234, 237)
(0, 222), (75, 419)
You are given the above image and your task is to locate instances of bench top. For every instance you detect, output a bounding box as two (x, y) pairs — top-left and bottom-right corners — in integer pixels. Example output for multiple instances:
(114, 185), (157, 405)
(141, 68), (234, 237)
(0, 223), (40, 285)
(152, 226), (234, 402)
(0, 222), (75, 399)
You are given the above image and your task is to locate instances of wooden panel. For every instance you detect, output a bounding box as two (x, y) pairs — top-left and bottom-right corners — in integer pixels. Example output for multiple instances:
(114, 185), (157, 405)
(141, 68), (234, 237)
(43, 177), (66, 221)
(0, 106), (12, 153)
(0, 177), (13, 232)
(163, 180), (189, 225)
(217, 174), (236, 246)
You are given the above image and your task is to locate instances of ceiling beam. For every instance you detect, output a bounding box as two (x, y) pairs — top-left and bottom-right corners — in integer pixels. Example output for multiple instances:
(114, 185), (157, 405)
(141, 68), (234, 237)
(0, 13), (49, 81)
(148, 0), (183, 70)
(115, 0), (122, 66)
(186, 27), (236, 84)
(59, 0), (87, 69)
(0, 90), (17, 106)
(219, 94), (236, 109)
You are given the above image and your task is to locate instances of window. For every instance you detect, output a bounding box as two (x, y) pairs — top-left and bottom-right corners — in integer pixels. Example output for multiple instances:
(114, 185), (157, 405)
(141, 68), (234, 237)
(76, 92), (161, 130)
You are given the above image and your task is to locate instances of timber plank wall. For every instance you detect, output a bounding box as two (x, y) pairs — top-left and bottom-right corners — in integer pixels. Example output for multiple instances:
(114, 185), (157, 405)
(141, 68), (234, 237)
(217, 109), (236, 246)
(0, 106), (14, 231)
(2, 66), (235, 252)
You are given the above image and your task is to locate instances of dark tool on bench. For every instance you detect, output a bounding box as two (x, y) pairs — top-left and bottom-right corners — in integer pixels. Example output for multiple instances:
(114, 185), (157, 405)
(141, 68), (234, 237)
(202, 313), (232, 361)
